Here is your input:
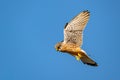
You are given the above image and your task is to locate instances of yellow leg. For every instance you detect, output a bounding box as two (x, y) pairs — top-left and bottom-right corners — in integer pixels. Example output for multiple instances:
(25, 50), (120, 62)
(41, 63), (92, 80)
(75, 56), (80, 60)
(78, 53), (82, 58)
(75, 53), (82, 61)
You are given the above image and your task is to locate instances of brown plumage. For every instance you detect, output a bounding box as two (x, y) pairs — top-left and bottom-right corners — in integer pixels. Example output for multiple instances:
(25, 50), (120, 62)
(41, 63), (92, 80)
(55, 10), (98, 66)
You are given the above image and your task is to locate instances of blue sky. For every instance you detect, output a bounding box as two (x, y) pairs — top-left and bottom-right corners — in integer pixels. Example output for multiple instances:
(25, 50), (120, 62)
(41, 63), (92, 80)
(0, 0), (120, 80)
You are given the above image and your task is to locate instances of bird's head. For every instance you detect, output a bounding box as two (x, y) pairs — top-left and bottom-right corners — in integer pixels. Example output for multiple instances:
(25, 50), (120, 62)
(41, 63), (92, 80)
(55, 42), (62, 51)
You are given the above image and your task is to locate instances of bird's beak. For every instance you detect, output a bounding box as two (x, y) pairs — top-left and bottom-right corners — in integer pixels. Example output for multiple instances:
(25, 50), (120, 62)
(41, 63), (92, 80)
(56, 48), (59, 51)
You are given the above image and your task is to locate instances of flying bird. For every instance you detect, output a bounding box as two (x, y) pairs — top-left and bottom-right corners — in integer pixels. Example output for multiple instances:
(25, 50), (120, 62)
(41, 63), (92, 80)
(55, 10), (98, 66)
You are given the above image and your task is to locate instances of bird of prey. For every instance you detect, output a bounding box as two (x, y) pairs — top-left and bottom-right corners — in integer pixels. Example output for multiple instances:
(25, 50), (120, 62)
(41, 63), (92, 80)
(55, 10), (98, 66)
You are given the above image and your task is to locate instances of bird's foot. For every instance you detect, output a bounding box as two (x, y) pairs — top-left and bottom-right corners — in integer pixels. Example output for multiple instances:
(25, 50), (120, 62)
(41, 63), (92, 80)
(78, 53), (82, 58)
(75, 55), (80, 61)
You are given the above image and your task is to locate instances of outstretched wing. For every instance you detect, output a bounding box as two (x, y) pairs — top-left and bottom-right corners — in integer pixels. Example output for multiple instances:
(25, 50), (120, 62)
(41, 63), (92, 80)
(64, 10), (90, 46)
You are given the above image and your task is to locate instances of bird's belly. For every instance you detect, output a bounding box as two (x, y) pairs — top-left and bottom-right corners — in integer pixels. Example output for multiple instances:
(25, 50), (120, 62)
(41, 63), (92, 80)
(60, 46), (81, 56)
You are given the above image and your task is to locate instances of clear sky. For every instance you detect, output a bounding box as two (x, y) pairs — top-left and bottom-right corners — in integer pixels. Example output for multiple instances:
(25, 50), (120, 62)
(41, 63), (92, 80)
(0, 0), (120, 80)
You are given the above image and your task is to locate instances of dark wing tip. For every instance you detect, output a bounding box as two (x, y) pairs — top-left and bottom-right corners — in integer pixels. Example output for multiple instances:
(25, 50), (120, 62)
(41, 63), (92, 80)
(83, 10), (90, 13)
(85, 62), (98, 67)
(61, 40), (64, 42)
(64, 22), (68, 29)
(82, 10), (90, 16)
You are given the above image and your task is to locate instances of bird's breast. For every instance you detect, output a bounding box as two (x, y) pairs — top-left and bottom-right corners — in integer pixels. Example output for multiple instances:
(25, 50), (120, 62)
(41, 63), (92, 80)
(60, 43), (81, 55)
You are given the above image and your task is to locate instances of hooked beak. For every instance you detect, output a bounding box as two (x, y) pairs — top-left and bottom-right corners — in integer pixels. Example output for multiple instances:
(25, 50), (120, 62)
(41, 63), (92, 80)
(55, 48), (59, 51)
(56, 49), (59, 51)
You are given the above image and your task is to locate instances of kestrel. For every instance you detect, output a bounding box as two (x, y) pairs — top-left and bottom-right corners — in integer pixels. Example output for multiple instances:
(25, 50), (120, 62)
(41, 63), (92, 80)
(55, 10), (98, 66)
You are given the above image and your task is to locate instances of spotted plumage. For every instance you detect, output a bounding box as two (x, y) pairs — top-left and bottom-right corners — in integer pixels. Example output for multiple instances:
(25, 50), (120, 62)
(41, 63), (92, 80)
(55, 10), (98, 66)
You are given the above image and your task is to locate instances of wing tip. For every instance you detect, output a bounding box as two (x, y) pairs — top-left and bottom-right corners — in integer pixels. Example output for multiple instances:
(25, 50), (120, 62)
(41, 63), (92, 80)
(83, 10), (90, 13)
(82, 10), (90, 17)
(85, 62), (98, 67)
(64, 23), (68, 29)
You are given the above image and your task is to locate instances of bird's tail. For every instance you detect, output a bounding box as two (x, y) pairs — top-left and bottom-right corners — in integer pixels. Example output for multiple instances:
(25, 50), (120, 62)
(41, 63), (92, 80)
(75, 49), (98, 66)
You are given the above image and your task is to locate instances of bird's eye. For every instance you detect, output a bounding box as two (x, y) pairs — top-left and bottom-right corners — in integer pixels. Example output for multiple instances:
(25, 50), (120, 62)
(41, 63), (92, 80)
(57, 46), (60, 49)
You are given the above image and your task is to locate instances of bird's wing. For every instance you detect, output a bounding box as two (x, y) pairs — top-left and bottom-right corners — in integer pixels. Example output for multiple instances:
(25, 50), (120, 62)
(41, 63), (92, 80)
(64, 10), (90, 47)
